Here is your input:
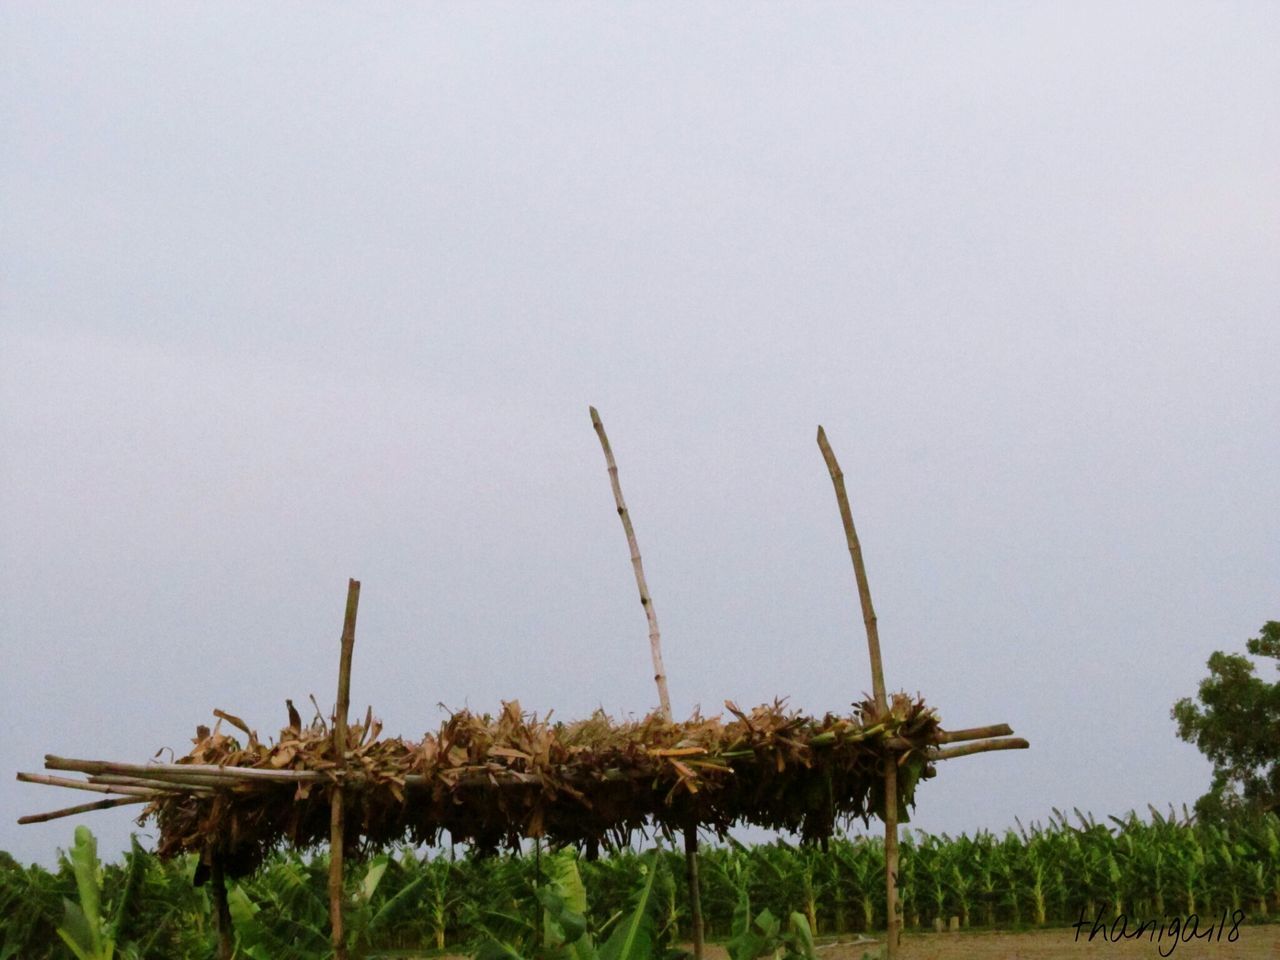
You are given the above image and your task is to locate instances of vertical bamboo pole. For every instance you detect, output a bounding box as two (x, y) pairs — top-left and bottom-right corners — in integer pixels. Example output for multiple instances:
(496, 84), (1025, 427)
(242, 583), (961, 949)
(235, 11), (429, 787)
(210, 857), (233, 960)
(534, 837), (544, 943)
(815, 426), (900, 957)
(329, 578), (361, 960)
(589, 406), (673, 721)
(589, 406), (704, 959)
(882, 761), (901, 953)
(684, 826), (705, 958)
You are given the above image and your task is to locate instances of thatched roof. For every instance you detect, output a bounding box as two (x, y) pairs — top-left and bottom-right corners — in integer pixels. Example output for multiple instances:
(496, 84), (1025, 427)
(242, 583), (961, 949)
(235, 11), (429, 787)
(142, 694), (941, 876)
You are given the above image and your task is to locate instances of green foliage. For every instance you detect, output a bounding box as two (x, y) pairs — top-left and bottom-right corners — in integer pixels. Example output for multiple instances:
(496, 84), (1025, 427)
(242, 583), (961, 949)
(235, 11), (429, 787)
(4, 813), (1279, 959)
(0, 851), (71, 957)
(473, 847), (671, 960)
(225, 856), (329, 960)
(725, 883), (817, 960)
(57, 825), (118, 960)
(1173, 621), (1280, 819)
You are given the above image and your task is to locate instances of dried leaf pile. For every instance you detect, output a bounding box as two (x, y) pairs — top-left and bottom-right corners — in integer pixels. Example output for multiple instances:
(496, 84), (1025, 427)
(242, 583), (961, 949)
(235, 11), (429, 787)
(144, 695), (940, 876)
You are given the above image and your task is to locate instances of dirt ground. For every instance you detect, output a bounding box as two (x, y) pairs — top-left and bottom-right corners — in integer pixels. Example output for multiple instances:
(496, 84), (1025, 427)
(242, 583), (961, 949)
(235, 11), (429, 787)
(686, 925), (1280, 960)
(425, 926), (1280, 960)
(670, 926), (1280, 960)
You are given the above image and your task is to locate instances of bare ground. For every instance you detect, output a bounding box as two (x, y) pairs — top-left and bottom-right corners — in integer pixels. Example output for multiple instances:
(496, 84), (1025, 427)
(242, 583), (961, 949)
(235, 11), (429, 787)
(687, 925), (1280, 960)
(427, 926), (1280, 960)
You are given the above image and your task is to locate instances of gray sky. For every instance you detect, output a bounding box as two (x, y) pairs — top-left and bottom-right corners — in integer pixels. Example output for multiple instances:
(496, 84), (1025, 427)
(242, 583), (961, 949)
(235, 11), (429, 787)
(3, 3), (1278, 866)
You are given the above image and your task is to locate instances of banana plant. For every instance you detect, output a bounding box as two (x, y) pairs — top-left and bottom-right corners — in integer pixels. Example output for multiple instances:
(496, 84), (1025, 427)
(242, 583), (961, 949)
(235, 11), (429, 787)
(966, 831), (1000, 929)
(700, 840), (756, 940)
(226, 850), (330, 960)
(1, 848), (72, 958)
(775, 842), (827, 936)
(473, 847), (670, 960)
(724, 884), (817, 960)
(230, 850), (435, 959)
(381, 847), (460, 949)
(831, 836), (884, 933)
(56, 826), (144, 960)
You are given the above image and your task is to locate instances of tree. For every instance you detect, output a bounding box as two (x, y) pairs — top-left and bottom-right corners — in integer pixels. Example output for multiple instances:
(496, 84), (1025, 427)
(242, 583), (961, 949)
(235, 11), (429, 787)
(1172, 621), (1280, 820)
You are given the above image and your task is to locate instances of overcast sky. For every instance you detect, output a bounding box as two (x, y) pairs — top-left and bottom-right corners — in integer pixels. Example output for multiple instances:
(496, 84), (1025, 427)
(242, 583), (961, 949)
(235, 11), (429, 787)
(3, 3), (1278, 867)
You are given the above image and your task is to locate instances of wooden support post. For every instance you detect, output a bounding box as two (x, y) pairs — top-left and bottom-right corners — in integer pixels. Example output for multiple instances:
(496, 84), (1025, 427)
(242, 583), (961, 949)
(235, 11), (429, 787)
(816, 426), (900, 957)
(329, 578), (361, 960)
(882, 758), (900, 952)
(210, 857), (234, 960)
(684, 825), (705, 960)
(534, 837), (545, 943)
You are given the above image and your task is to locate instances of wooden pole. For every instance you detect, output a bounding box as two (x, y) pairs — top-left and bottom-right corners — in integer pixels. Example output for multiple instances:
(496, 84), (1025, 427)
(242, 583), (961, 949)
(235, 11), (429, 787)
(534, 837), (543, 942)
(589, 407), (704, 958)
(87, 774), (216, 794)
(210, 857), (234, 960)
(329, 578), (361, 960)
(816, 427), (887, 709)
(816, 426), (900, 957)
(684, 825), (705, 959)
(882, 761), (900, 954)
(16, 772), (164, 797)
(45, 754), (314, 784)
(931, 737), (1029, 761)
(937, 724), (1013, 744)
(589, 406), (673, 721)
(16, 795), (148, 825)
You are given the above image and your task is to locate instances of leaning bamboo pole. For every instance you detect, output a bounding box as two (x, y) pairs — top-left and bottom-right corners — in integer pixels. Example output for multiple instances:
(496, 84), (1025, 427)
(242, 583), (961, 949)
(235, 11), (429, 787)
(590, 406), (705, 960)
(329, 579), (361, 960)
(816, 426), (901, 958)
(816, 428), (887, 709)
(589, 406), (673, 721)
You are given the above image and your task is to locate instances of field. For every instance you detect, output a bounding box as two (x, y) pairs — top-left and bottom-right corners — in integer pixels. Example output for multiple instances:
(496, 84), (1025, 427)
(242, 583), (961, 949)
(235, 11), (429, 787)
(3, 811), (1278, 959)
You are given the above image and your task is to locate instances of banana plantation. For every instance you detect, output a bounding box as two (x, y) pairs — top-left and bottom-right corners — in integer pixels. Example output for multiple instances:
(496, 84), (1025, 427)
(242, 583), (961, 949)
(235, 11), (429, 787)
(4, 809), (1277, 960)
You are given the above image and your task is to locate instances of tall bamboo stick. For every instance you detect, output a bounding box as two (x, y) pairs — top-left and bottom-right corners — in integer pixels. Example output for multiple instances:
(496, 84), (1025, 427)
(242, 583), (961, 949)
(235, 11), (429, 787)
(816, 426), (900, 957)
(816, 427), (887, 710)
(329, 578), (361, 960)
(589, 406), (672, 721)
(589, 407), (705, 959)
